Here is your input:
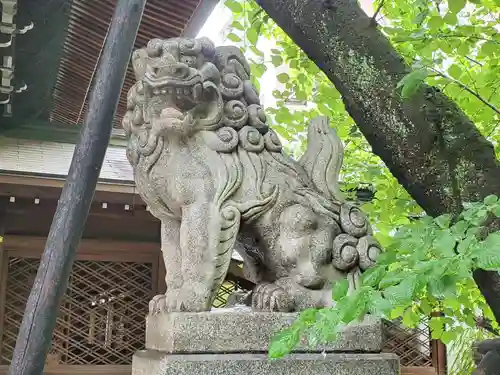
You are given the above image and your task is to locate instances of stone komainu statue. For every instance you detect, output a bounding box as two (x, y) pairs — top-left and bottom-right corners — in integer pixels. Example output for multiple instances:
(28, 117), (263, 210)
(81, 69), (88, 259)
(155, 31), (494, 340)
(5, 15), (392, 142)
(122, 37), (381, 313)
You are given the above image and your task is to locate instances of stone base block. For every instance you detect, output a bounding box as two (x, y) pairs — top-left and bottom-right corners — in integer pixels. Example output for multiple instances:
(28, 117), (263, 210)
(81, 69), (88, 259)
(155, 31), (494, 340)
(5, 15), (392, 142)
(146, 309), (383, 353)
(132, 350), (399, 375)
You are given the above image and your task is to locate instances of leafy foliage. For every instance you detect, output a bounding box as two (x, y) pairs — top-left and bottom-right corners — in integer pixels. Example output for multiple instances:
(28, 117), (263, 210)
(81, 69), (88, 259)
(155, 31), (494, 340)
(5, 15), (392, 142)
(269, 195), (500, 358)
(223, 0), (500, 365)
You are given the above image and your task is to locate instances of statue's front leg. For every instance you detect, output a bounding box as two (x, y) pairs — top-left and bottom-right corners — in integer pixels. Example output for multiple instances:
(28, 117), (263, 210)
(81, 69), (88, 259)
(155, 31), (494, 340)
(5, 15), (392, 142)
(149, 218), (183, 314)
(177, 201), (222, 312)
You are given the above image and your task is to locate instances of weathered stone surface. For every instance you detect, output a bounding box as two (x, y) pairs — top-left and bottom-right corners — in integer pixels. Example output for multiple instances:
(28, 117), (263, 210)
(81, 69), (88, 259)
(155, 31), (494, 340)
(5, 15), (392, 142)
(132, 350), (399, 375)
(146, 310), (383, 353)
(123, 36), (383, 314)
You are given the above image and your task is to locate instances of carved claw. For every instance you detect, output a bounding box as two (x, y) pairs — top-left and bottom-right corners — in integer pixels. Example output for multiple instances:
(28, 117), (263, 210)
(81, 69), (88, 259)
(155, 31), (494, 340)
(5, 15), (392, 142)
(148, 288), (181, 315)
(175, 282), (212, 312)
(251, 283), (294, 312)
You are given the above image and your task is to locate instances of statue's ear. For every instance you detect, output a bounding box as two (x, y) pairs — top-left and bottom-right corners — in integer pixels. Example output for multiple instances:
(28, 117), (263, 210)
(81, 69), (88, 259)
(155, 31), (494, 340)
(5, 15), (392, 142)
(197, 36), (216, 59)
(200, 62), (221, 85)
(131, 49), (149, 81)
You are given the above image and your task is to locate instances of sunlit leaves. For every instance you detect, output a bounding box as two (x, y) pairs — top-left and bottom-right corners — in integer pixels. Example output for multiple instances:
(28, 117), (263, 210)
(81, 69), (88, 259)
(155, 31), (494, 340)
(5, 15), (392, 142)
(397, 68), (429, 99)
(448, 0), (467, 15)
(227, 33), (242, 43)
(222, 0), (500, 360)
(276, 72), (290, 83)
(225, 0), (242, 13)
(448, 64), (464, 80)
(269, 196), (500, 357)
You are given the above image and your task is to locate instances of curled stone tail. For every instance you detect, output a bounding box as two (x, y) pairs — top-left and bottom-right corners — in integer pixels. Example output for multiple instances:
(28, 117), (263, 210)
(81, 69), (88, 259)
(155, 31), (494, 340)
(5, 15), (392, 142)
(298, 116), (344, 202)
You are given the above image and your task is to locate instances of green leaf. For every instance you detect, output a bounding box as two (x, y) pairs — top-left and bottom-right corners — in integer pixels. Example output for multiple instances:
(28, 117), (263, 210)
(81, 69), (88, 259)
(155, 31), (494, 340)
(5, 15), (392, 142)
(246, 27), (259, 46)
(298, 308), (319, 325)
(384, 276), (418, 306)
(484, 194), (498, 205)
(419, 299), (433, 314)
(429, 316), (445, 338)
(362, 266), (386, 287)
(413, 10), (429, 24)
(269, 328), (300, 358)
(435, 214), (452, 229)
(402, 307), (420, 328)
(250, 45), (264, 57)
(433, 230), (457, 258)
(224, 0), (243, 13)
(277, 73), (290, 84)
(271, 55), (283, 67)
(379, 272), (406, 289)
(457, 232), (477, 254)
(227, 33), (242, 43)
(341, 288), (370, 323)
(332, 279), (349, 301)
(443, 12), (458, 25)
(252, 63), (267, 78)
(475, 233), (500, 270)
(427, 16), (444, 30)
(369, 291), (393, 316)
(448, 64), (463, 80)
(428, 275), (457, 299)
(440, 330), (456, 345)
(231, 20), (244, 31)
(449, 0), (467, 14)
(294, 89), (307, 101)
(397, 69), (429, 99)
(480, 41), (498, 58)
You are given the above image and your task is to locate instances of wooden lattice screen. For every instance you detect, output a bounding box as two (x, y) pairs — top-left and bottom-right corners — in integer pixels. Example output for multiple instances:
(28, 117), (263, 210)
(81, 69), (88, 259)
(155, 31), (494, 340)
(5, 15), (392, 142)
(383, 318), (433, 367)
(1, 257), (153, 365)
(212, 280), (239, 308)
(1, 258), (436, 371)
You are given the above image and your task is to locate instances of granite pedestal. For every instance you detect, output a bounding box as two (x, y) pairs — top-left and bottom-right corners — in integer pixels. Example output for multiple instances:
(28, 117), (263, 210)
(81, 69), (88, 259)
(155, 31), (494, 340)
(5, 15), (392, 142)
(132, 308), (399, 375)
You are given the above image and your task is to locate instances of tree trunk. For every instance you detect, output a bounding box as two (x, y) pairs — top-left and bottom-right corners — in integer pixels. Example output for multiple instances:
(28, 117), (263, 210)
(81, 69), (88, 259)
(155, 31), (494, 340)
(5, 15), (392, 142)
(257, 0), (500, 321)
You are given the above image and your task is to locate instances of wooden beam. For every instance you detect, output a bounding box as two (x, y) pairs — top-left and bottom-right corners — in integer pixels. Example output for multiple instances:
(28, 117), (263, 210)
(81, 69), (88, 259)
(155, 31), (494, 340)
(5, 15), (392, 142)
(0, 181), (145, 207)
(182, 0), (219, 38)
(0, 174), (137, 195)
(5, 197), (155, 222)
(3, 235), (160, 263)
(0, 121), (128, 147)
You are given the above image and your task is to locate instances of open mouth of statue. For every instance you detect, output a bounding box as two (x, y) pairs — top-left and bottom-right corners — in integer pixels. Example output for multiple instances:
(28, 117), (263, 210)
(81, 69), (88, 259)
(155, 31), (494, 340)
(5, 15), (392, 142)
(144, 73), (204, 105)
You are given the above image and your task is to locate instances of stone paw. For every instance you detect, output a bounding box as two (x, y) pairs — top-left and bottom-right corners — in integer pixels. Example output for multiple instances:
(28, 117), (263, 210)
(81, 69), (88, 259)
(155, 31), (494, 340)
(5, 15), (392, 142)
(175, 282), (212, 312)
(148, 288), (180, 315)
(251, 283), (294, 312)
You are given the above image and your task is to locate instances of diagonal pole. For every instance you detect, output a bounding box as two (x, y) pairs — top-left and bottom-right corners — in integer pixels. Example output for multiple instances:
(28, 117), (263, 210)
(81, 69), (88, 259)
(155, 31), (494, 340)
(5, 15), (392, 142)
(7, 1), (147, 374)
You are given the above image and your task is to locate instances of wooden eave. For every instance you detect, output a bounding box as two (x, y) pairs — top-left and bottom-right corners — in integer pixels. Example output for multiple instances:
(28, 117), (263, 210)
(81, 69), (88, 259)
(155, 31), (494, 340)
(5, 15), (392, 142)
(49, 0), (217, 129)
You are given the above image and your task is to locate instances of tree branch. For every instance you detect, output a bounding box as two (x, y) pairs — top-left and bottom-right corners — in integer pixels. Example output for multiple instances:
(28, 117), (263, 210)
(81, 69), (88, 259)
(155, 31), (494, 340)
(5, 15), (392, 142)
(256, 0), (500, 323)
(430, 68), (500, 116)
(370, 0), (385, 26)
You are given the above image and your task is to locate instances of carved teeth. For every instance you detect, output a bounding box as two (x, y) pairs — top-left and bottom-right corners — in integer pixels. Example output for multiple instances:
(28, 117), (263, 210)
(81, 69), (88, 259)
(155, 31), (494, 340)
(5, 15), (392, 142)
(161, 89), (167, 94)
(153, 88), (160, 95)
(184, 88), (190, 95)
(193, 83), (202, 101)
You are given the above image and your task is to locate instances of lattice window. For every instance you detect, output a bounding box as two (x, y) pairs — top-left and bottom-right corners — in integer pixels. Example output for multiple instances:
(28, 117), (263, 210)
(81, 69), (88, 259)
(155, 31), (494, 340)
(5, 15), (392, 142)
(212, 280), (238, 308)
(1, 257), (152, 365)
(383, 318), (433, 367)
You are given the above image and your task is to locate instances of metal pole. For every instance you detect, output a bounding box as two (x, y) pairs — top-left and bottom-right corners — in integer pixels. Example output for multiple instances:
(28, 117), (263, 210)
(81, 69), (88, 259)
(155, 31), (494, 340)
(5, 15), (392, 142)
(7, 1), (146, 374)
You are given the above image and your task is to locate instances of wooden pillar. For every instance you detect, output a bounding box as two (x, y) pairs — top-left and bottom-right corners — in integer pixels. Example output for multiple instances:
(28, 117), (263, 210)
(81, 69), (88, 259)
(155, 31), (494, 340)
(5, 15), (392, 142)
(0, 197), (8, 359)
(431, 312), (448, 374)
(7, 2), (147, 374)
(431, 339), (447, 375)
